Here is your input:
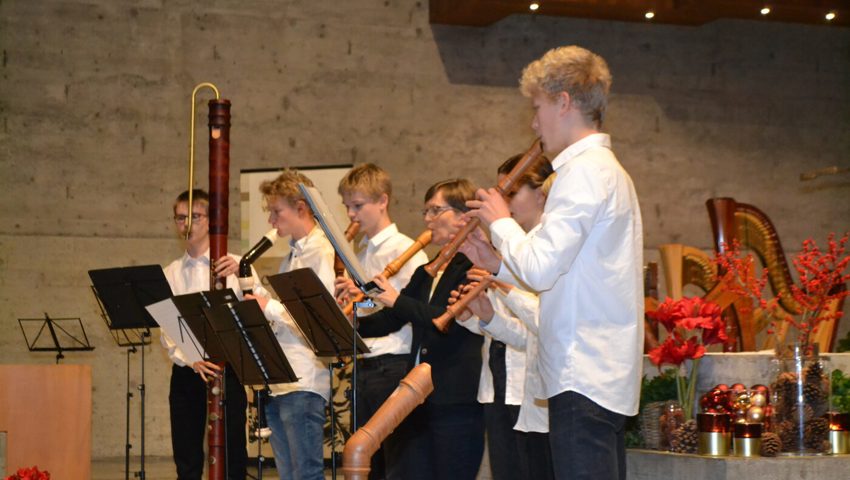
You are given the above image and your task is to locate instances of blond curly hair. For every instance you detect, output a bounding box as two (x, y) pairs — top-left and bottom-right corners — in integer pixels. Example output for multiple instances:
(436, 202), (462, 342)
(520, 46), (612, 128)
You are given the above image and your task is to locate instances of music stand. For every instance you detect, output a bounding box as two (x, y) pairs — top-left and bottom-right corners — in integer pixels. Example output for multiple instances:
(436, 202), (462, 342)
(203, 298), (298, 479)
(88, 265), (171, 480)
(18, 313), (95, 364)
(299, 184), (382, 296)
(145, 289), (240, 366)
(267, 267), (370, 479)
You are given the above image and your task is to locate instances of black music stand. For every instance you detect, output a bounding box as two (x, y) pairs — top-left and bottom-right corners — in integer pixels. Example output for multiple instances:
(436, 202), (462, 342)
(88, 265), (171, 480)
(169, 289), (241, 364)
(18, 313), (95, 364)
(203, 298), (298, 480)
(267, 267), (370, 479)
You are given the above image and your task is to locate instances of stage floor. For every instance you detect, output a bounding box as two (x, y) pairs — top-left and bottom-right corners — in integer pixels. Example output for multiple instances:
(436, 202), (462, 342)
(90, 456), (338, 480)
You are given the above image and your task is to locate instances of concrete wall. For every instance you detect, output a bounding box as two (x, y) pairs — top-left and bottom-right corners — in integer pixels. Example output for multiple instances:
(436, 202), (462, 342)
(1, 0), (848, 459)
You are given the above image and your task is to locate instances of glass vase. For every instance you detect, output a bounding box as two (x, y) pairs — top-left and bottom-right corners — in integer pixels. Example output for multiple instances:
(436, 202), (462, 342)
(660, 400), (684, 451)
(770, 343), (830, 455)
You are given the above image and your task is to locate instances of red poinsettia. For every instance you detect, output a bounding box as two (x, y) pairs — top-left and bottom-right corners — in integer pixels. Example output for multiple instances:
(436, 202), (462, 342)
(647, 296), (726, 420)
(5, 466), (50, 480)
(648, 296), (727, 366)
(649, 334), (704, 366)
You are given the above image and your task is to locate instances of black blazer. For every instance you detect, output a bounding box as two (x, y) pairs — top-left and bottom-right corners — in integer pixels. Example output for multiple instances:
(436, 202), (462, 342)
(358, 253), (483, 405)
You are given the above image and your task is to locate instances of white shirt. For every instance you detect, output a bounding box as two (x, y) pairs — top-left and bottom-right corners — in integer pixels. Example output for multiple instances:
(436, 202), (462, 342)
(356, 223), (429, 357)
(263, 226), (336, 402)
(476, 290), (528, 407)
(459, 274), (549, 433)
(161, 249), (258, 367)
(493, 286), (549, 433)
(490, 133), (644, 416)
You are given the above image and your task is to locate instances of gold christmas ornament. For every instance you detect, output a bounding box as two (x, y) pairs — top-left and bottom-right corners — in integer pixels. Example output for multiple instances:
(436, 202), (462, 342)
(746, 406), (765, 423)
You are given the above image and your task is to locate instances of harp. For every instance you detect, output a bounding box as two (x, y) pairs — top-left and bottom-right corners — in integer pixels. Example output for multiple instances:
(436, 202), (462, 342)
(706, 197), (845, 352)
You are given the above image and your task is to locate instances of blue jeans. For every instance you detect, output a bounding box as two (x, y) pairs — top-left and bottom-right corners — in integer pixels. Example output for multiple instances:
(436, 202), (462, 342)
(548, 391), (625, 480)
(265, 391), (325, 480)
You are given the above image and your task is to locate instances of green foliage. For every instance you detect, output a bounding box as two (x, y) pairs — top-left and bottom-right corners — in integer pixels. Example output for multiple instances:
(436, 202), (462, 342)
(641, 369), (679, 407)
(832, 368), (850, 413)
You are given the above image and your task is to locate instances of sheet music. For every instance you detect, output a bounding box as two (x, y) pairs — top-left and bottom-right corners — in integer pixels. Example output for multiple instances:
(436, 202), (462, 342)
(145, 298), (206, 365)
(299, 183), (379, 293)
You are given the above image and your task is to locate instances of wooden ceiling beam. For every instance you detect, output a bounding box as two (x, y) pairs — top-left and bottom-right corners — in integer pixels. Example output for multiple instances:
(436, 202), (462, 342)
(429, 0), (849, 27)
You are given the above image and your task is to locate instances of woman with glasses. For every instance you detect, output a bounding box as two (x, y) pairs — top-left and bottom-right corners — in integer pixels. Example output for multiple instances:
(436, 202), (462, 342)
(357, 178), (485, 480)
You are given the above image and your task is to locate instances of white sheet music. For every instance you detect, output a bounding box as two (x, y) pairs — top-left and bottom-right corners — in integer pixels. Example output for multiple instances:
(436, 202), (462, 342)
(299, 184), (378, 292)
(145, 298), (206, 365)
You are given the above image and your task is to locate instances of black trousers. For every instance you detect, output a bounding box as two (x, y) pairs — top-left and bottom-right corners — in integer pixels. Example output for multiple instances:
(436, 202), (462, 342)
(485, 341), (554, 480)
(485, 341), (522, 480)
(424, 401), (485, 480)
(169, 364), (248, 480)
(549, 391), (626, 480)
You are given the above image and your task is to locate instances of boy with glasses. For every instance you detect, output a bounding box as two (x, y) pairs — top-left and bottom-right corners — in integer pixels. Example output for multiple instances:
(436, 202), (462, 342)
(162, 188), (253, 480)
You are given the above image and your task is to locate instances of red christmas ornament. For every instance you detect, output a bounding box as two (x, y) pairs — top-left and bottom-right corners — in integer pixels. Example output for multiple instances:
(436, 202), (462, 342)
(700, 393), (713, 411)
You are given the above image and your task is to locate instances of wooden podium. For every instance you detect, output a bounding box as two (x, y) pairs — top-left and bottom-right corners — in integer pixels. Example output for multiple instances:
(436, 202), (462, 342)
(0, 365), (91, 478)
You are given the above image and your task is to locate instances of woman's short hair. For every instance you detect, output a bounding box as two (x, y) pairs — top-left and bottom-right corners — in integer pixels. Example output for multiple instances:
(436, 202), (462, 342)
(424, 178), (477, 212)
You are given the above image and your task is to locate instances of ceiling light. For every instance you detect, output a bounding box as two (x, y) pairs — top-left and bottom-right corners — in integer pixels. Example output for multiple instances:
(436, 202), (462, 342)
(760, 7), (770, 16)
(529, 2), (540, 11)
(825, 11), (836, 21)
(645, 11), (655, 20)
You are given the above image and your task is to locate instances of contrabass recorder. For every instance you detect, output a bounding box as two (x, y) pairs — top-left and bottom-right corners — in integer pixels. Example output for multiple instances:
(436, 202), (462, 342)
(185, 82), (230, 480)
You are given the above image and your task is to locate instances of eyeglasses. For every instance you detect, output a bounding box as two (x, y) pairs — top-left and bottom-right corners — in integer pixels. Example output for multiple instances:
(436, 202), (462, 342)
(421, 205), (456, 219)
(173, 213), (207, 224)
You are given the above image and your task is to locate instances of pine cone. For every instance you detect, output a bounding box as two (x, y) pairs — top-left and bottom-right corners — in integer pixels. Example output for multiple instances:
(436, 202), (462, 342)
(790, 403), (815, 423)
(772, 372), (799, 412)
(777, 371), (798, 385)
(670, 420), (698, 454)
(760, 432), (782, 457)
(776, 420), (799, 451)
(804, 361), (823, 384)
(803, 382), (824, 404)
(804, 418), (829, 450)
